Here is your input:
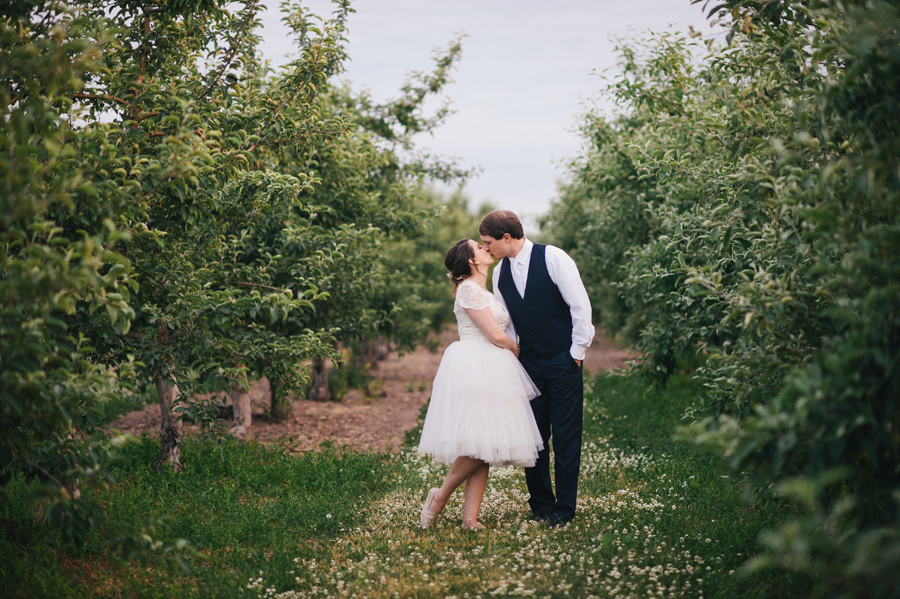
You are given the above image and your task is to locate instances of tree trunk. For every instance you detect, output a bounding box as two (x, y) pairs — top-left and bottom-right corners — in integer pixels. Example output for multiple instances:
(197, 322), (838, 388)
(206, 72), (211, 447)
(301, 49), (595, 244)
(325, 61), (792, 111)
(154, 373), (182, 472)
(308, 357), (330, 402)
(269, 377), (292, 422)
(373, 336), (389, 365)
(229, 378), (252, 439)
(359, 336), (390, 370)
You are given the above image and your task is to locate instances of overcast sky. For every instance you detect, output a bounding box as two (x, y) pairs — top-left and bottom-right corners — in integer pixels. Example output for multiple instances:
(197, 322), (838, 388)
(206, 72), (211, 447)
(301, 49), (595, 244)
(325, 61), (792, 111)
(257, 1), (713, 233)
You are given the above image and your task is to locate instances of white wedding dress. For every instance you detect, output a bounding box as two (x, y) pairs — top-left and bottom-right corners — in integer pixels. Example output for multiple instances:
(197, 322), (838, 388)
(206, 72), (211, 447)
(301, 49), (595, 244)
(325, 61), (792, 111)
(417, 279), (543, 467)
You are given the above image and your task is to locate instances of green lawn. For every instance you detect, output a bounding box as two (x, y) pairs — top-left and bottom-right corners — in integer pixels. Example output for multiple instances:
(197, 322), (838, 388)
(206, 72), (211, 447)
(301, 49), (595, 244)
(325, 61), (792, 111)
(1, 372), (811, 598)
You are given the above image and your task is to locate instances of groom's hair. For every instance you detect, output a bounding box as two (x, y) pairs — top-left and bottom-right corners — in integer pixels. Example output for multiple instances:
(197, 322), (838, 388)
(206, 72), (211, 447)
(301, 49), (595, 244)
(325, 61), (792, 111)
(479, 210), (524, 240)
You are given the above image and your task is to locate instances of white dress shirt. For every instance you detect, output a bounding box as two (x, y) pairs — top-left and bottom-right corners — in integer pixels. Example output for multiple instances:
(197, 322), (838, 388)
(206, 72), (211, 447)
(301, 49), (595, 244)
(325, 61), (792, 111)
(491, 239), (595, 360)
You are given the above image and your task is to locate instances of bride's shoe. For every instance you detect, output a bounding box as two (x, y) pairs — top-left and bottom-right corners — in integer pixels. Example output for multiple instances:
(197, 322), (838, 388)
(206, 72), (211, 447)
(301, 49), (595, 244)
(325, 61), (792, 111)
(420, 488), (441, 529)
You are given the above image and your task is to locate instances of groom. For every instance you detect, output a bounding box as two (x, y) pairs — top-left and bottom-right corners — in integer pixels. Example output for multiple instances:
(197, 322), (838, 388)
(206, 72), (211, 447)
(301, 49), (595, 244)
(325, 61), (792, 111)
(479, 210), (595, 527)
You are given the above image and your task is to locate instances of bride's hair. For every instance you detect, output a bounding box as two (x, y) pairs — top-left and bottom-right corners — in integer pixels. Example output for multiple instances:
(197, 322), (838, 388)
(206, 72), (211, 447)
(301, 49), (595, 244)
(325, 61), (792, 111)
(444, 239), (475, 295)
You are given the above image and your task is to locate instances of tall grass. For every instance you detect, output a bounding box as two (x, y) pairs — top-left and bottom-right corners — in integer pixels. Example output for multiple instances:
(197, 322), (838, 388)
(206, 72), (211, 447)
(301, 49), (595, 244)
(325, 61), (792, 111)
(1, 372), (811, 598)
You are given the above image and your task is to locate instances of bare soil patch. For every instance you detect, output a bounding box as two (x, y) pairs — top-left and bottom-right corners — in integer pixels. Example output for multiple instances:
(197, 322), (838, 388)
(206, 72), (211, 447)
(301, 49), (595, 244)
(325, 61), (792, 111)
(108, 328), (638, 453)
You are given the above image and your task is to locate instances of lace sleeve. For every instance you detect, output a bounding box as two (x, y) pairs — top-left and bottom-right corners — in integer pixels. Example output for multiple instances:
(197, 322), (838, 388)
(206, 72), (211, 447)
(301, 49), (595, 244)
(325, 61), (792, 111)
(456, 281), (491, 311)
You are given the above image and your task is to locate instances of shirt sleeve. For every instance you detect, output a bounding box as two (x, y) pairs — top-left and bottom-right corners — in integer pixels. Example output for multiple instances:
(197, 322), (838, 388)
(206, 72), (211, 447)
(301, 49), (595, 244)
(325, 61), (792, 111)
(456, 281), (491, 311)
(491, 265), (518, 342)
(544, 245), (595, 360)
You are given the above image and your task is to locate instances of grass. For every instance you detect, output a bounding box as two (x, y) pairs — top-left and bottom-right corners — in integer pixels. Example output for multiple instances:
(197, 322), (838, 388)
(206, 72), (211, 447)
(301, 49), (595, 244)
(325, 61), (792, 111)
(1, 439), (391, 599)
(1, 372), (811, 598)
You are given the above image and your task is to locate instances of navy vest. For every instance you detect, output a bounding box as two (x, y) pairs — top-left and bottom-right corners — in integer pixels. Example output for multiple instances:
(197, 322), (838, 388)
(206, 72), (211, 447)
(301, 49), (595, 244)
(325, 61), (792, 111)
(498, 243), (572, 359)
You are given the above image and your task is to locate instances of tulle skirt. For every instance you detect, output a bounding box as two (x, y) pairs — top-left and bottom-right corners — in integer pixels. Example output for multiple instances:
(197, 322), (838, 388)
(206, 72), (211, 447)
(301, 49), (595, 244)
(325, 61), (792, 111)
(417, 338), (543, 467)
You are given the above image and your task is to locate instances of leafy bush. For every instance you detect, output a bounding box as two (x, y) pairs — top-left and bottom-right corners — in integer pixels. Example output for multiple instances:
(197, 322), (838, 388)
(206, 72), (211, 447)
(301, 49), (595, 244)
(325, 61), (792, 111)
(542, 0), (900, 594)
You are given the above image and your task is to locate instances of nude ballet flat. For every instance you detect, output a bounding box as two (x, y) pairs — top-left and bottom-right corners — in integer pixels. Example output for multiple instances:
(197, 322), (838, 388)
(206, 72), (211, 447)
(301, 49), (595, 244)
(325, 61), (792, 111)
(420, 488), (440, 529)
(462, 521), (483, 530)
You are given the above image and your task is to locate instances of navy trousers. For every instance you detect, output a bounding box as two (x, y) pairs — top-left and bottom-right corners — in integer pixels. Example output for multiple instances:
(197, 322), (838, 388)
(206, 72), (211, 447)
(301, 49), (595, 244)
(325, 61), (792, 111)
(519, 349), (584, 523)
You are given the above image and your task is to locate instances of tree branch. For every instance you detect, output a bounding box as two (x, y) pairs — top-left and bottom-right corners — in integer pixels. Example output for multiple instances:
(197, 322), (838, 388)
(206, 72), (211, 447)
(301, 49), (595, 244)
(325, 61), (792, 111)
(73, 92), (129, 107)
(135, 111), (160, 123)
(71, 421), (95, 462)
(246, 129), (334, 153)
(231, 281), (288, 292)
(146, 274), (171, 294)
(9, 446), (69, 496)
(203, 4), (259, 96)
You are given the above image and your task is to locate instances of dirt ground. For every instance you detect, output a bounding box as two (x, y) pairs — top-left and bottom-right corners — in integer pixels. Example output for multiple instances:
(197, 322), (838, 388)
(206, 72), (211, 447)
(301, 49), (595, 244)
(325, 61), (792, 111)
(108, 328), (638, 453)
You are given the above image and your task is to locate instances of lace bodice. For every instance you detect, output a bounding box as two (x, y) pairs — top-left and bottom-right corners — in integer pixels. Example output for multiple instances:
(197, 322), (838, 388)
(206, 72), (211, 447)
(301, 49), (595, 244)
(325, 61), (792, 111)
(454, 280), (510, 341)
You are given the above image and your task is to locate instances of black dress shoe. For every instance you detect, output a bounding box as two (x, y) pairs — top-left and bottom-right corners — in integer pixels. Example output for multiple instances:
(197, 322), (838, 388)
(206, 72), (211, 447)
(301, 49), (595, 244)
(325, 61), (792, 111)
(547, 515), (573, 528)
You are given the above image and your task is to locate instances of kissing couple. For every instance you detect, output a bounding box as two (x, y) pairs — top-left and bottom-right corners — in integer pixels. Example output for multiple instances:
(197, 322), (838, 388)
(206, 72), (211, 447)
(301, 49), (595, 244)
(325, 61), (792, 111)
(417, 210), (595, 530)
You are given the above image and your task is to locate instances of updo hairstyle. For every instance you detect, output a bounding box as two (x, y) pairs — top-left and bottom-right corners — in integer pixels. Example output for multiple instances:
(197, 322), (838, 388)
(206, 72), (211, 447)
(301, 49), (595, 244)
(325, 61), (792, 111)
(444, 239), (475, 295)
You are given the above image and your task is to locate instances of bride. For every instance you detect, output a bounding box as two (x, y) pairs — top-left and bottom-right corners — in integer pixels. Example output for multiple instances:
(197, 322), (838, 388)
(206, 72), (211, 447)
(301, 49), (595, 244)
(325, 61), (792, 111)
(417, 239), (543, 530)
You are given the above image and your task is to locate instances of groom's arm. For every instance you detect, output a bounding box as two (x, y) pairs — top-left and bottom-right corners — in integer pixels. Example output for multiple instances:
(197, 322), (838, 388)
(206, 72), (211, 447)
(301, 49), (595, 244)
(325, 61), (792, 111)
(491, 266), (518, 342)
(545, 246), (595, 361)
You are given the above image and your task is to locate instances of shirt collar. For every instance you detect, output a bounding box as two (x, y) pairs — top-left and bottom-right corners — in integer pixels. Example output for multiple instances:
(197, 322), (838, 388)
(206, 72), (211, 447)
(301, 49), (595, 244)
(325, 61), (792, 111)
(511, 238), (533, 267)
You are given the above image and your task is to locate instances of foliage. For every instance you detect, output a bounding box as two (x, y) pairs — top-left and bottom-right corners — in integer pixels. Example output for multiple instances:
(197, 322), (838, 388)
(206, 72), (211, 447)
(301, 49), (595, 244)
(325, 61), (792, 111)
(257, 29), (469, 355)
(378, 190), (495, 353)
(1, 0), (466, 567)
(314, 190), (490, 400)
(1, 0), (192, 561)
(542, 0), (900, 594)
(231, 6), (471, 403)
(542, 27), (826, 390)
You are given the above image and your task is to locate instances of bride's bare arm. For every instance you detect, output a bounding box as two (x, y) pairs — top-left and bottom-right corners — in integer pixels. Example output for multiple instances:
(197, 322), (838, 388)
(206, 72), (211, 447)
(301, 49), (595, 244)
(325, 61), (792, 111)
(465, 307), (519, 355)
